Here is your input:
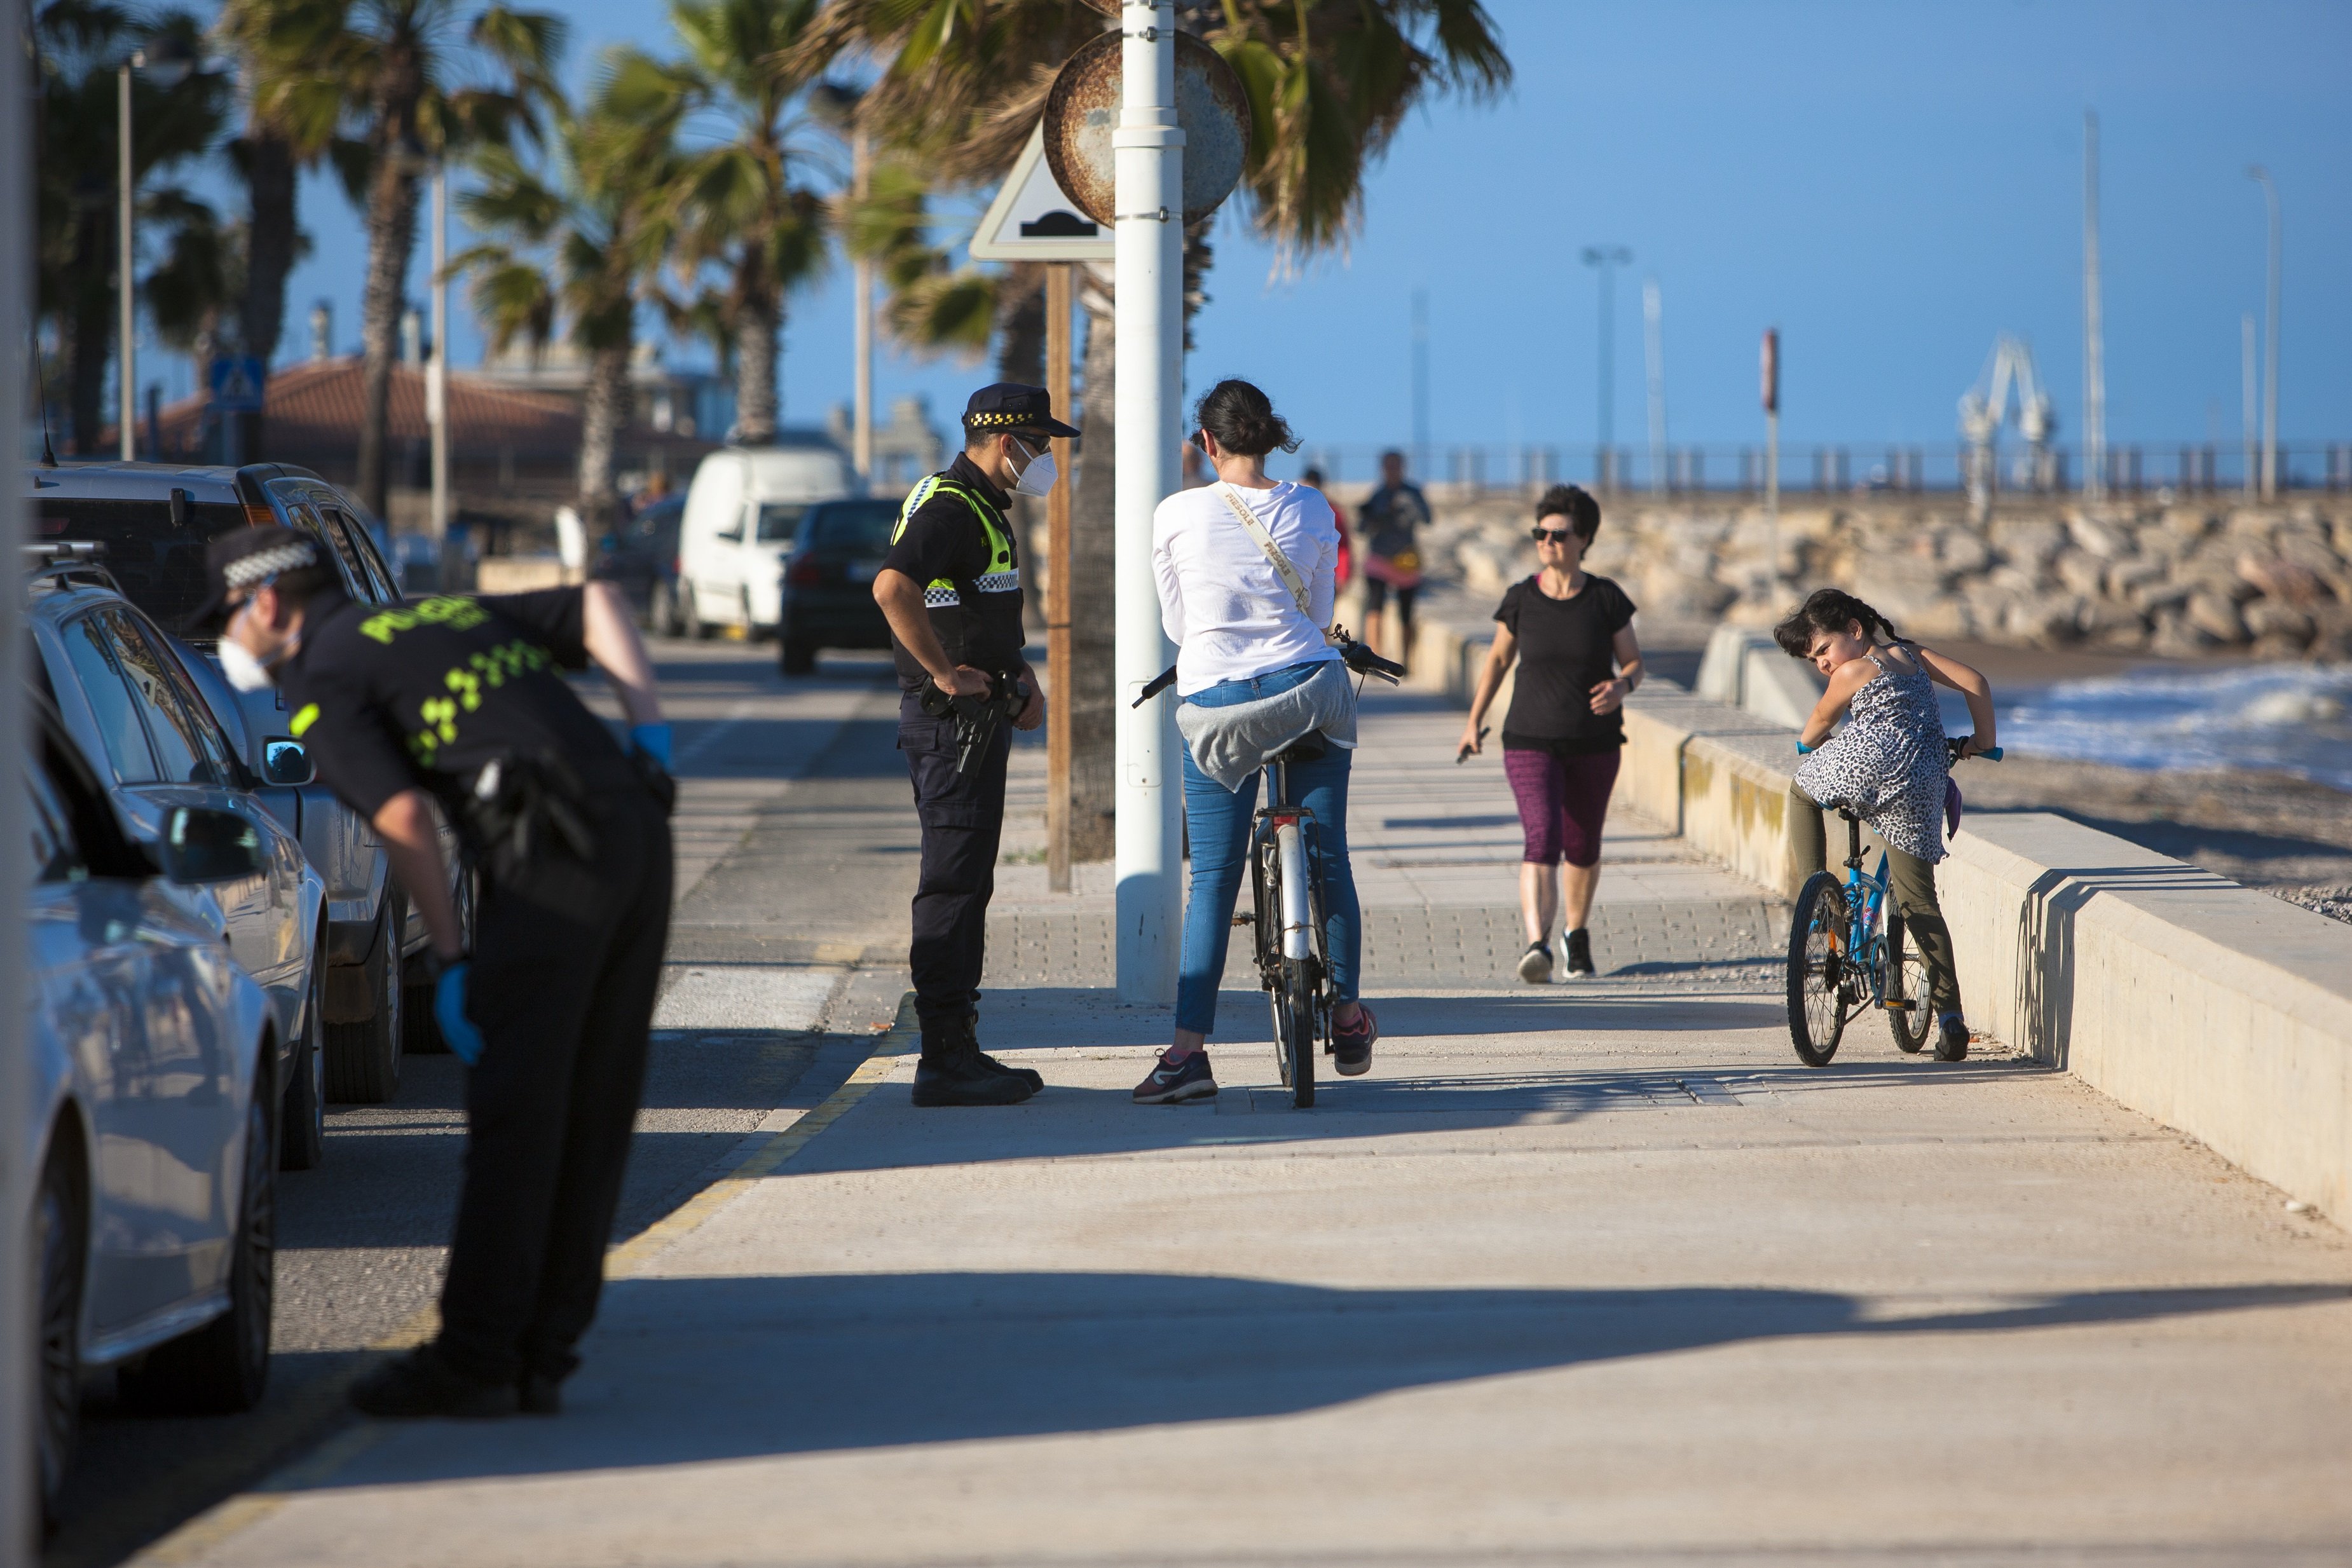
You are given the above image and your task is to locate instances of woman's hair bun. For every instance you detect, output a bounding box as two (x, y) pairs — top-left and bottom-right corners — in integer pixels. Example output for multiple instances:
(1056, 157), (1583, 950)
(1193, 378), (1300, 458)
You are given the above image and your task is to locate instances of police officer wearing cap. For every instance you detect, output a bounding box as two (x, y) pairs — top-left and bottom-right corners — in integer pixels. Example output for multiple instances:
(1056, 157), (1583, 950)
(872, 383), (1070, 1106)
(196, 524), (674, 1418)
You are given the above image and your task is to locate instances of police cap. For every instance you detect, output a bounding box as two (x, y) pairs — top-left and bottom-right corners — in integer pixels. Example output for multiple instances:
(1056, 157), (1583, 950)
(962, 383), (1079, 440)
(184, 524), (332, 631)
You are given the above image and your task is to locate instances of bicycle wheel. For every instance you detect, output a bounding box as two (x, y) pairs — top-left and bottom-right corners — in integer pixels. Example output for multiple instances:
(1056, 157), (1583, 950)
(1885, 917), (1932, 1054)
(1787, 871), (1852, 1067)
(1280, 958), (1316, 1108)
(1254, 835), (1292, 1088)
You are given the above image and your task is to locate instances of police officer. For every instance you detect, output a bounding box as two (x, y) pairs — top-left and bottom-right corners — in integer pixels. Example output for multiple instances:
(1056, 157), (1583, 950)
(194, 526), (674, 1418)
(872, 383), (1069, 1107)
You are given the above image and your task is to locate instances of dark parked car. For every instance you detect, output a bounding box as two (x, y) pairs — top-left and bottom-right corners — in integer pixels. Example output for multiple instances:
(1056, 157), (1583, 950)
(596, 493), (688, 636)
(27, 461), (469, 1100)
(25, 695), (282, 1529)
(777, 497), (900, 674)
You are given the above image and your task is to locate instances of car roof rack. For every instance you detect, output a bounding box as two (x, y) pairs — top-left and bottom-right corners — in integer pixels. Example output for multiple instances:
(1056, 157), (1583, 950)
(22, 540), (124, 596)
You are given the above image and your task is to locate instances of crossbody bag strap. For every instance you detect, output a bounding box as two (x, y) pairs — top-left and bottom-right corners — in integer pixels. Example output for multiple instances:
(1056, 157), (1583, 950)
(1214, 482), (1341, 646)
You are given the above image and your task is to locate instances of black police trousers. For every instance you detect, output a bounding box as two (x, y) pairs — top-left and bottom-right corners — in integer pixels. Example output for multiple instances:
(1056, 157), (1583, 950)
(435, 781), (672, 1387)
(899, 690), (1011, 1044)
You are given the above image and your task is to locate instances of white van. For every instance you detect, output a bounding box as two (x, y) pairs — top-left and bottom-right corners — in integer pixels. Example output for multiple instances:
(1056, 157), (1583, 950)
(676, 437), (857, 637)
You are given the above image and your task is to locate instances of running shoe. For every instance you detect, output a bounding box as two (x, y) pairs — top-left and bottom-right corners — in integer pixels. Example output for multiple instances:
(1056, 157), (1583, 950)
(1516, 941), (1553, 984)
(1133, 1047), (1217, 1104)
(1562, 928), (1596, 979)
(1332, 1003), (1378, 1076)
(1935, 1012), (1970, 1062)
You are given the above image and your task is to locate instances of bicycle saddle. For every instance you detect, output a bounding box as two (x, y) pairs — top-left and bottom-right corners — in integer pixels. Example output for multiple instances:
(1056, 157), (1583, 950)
(1271, 732), (1329, 765)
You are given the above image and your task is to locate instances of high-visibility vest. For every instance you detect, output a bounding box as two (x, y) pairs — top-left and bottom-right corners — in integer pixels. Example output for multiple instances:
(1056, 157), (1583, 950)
(893, 475), (1019, 608)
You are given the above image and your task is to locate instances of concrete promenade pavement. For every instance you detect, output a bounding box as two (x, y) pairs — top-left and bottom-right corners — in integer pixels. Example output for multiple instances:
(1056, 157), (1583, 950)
(140, 686), (2352, 1567)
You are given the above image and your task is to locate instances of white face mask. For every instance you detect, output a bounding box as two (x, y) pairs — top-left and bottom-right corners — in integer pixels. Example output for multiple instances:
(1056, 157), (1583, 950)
(1009, 440), (1057, 498)
(218, 635), (277, 692)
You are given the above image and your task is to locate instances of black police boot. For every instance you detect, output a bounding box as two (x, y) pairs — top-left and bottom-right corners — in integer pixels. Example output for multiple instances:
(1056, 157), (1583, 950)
(517, 1370), (563, 1416)
(966, 1009), (1044, 1091)
(350, 1343), (517, 1419)
(912, 1016), (1034, 1107)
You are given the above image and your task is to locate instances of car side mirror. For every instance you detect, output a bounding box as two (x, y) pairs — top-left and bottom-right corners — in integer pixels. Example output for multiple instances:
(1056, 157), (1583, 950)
(261, 737), (315, 786)
(161, 806), (265, 883)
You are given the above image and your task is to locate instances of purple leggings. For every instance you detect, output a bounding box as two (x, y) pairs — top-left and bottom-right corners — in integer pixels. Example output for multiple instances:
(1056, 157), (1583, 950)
(1503, 747), (1621, 868)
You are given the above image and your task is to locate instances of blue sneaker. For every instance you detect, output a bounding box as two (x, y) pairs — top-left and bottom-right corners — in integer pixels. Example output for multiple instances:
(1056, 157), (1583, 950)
(1133, 1047), (1217, 1104)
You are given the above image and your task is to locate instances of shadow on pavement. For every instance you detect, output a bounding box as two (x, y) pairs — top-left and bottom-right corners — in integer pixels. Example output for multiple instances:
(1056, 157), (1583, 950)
(309, 1274), (2349, 1487)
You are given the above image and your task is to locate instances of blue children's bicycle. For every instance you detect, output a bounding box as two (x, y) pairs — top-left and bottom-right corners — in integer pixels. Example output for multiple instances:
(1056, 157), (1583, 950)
(1786, 735), (1999, 1067)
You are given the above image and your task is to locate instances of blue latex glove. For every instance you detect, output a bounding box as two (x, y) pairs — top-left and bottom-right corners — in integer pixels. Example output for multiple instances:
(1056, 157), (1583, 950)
(434, 962), (486, 1066)
(1795, 740), (1814, 754)
(628, 721), (673, 769)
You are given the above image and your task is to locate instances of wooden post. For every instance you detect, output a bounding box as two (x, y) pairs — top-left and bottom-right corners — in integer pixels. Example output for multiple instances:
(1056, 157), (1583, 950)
(1046, 262), (1075, 894)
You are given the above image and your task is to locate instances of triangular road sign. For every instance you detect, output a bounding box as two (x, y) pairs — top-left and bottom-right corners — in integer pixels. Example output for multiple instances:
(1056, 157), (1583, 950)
(969, 124), (1114, 262)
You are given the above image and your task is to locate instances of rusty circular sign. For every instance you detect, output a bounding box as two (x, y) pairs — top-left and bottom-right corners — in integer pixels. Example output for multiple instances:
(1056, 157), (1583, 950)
(1042, 29), (1252, 229)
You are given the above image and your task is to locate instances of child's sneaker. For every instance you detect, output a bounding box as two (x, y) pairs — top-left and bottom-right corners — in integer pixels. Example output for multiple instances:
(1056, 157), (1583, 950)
(1133, 1047), (1217, 1103)
(1934, 1012), (1969, 1061)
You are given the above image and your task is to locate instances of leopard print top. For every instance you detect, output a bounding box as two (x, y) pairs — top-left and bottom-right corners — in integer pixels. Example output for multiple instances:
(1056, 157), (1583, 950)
(1793, 643), (1948, 864)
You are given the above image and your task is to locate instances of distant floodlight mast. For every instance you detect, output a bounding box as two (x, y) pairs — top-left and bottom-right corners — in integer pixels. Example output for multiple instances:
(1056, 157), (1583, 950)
(2246, 165), (2280, 500)
(1580, 245), (1630, 487)
(1761, 327), (1780, 598)
(2082, 111), (2105, 504)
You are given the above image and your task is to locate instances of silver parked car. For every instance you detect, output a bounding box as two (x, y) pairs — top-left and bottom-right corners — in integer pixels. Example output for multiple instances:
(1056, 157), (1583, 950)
(25, 551), (332, 1168)
(28, 460), (469, 1101)
(25, 696), (282, 1529)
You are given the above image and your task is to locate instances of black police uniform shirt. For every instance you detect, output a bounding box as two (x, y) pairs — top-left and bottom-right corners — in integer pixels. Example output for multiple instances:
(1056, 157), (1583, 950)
(879, 452), (1026, 692)
(1494, 573), (1638, 755)
(277, 585), (634, 821)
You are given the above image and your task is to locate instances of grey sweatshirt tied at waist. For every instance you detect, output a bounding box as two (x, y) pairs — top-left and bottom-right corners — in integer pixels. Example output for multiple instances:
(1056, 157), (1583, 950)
(1174, 658), (1358, 793)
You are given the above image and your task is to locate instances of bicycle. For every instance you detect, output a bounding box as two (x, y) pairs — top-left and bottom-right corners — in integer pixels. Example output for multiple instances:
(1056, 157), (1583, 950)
(1786, 735), (1999, 1068)
(1135, 637), (1404, 1108)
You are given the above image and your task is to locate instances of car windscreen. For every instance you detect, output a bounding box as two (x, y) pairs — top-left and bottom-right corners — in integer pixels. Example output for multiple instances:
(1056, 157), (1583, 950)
(803, 501), (899, 554)
(754, 503), (807, 543)
(34, 497), (251, 629)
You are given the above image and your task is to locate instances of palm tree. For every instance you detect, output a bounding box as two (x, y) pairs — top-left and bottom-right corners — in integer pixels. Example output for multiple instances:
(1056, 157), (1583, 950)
(800, 0), (1510, 861)
(455, 70), (683, 529)
(226, 0), (564, 518)
(32, 1), (231, 453)
(617, 0), (832, 446)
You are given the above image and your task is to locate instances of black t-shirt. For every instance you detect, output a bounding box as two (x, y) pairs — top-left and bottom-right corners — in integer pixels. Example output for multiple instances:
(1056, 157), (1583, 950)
(1496, 573), (1638, 754)
(278, 586), (634, 819)
(879, 453), (1026, 692)
(1358, 481), (1430, 563)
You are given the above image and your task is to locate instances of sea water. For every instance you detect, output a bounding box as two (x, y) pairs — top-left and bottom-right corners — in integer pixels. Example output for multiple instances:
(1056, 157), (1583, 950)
(1960, 663), (2352, 793)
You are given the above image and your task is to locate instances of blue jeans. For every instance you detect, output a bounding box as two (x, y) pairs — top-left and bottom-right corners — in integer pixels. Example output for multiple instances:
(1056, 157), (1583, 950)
(1176, 661), (1362, 1035)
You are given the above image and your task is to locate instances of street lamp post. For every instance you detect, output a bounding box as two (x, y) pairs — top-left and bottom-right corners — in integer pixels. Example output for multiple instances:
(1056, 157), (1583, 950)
(1581, 245), (1630, 487)
(428, 165), (450, 543)
(115, 36), (200, 462)
(2247, 165), (2280, 501)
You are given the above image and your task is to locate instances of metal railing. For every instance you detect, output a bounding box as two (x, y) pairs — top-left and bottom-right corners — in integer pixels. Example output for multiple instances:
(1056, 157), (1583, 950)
(1280, 441), (2352, 498)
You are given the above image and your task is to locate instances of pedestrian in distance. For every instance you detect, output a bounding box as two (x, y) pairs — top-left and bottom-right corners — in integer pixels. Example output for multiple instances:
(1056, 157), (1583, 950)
(1357, 448), (1430, 671)
(1137, 378), (1379, 1105)
(1775, 589), (1997, 1060)
(1458, 485), (1644, 983)
(1300, 465), (1353, 595)
(871, 383), (1060, 1107)
(195, 526), (677, 1419)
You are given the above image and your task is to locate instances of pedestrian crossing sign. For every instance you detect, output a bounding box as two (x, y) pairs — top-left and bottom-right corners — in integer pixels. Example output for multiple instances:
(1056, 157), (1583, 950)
(968, 125), (1115, 262)
(209, 355), (266, 413)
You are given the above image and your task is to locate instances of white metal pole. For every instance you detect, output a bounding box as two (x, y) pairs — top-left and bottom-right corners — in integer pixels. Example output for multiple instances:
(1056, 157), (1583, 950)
(2250, 166), (2280, 501)
(3, 1), (36, 1555)
(2083, 111), (2105, 503)
(1114, 0), (1182, 1004)
(2241, 313), (2257, 500)
(1642, 276), (1665, 496)
(852, 128), (873, 485)
(118, 62), (135, 461)
(428, 166), (450, 540)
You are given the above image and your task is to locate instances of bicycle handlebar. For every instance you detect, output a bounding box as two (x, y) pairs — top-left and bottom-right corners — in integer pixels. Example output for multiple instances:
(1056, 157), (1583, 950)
(1130, 636), (1404, 711)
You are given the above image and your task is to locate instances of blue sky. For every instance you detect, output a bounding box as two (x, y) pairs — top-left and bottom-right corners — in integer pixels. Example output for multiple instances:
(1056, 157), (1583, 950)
(236, 0), (2349, 461)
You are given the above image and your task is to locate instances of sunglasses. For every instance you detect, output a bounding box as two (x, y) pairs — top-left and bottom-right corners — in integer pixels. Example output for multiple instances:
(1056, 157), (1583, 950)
(1531, 527), (1582, 544)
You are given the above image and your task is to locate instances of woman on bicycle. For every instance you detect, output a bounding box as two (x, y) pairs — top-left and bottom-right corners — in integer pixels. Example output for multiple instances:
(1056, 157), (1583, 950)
(1458, 485), (1644, 983)
(1136, 379), (1377, 1105)
(1774, 589), (1997, 1060)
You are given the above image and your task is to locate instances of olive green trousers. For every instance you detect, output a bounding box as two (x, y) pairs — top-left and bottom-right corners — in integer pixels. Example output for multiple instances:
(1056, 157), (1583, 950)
(1789, 786), (1962, 1018)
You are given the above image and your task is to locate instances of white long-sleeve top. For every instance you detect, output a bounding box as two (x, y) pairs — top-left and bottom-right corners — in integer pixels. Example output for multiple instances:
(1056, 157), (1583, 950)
(1152, 479), (1341, 696)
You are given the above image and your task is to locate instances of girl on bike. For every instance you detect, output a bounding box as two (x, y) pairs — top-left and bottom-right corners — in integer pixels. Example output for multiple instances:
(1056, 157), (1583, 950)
(1458, 484), (1643, 983)
(1137, 379), (1377, 1104)
(1774, 589), (1997, 1060)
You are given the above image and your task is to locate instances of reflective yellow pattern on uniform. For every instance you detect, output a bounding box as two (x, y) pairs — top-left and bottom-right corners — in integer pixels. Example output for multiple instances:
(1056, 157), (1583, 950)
(893, 477), (1018, 608)
(289, 703), (320, 737)
(407, 638), (554, 764)
(359, 596), (491, 645)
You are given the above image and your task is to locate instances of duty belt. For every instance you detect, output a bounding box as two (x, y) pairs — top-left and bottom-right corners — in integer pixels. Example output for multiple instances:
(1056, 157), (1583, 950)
(460, 750), (597, 880)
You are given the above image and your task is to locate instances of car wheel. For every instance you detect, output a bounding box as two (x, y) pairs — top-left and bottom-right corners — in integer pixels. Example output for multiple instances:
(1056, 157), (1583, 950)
(780, 638), (817, 676)
(280, 940), (327, 1169)
(741, 590), (766, 643)
(36, 1139), (85, 1534)
(682, 582), (711, 641)
(120, 1079), (275, 1414)
(650, 580), (680, 638)
(324, 899), (403, 1103)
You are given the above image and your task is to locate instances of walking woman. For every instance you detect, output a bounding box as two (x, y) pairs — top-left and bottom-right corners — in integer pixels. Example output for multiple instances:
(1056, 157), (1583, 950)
(1458, 484), (1643, 983)
(1137, 379), (1378, 1103)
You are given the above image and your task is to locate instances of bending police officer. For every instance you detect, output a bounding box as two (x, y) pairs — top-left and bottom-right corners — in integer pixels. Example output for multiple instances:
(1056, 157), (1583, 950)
(871, 383), (1067, 1106)
(196, 526), (674, 1418)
